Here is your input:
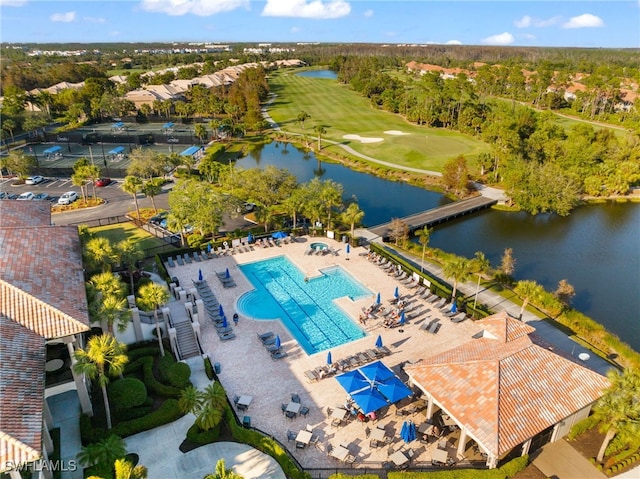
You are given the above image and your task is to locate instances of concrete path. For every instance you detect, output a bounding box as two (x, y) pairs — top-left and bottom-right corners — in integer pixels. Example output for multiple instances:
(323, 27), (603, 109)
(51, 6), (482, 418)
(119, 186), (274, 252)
(533, 439), (607, 479)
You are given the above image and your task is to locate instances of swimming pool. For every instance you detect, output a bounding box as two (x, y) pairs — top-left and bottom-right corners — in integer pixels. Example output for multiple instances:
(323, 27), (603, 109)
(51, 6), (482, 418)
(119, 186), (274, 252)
(237, 255), (370, 354)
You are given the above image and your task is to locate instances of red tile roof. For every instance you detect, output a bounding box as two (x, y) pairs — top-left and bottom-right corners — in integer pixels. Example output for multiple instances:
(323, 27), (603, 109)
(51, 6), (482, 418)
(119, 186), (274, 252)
(405, 312), (610, 457)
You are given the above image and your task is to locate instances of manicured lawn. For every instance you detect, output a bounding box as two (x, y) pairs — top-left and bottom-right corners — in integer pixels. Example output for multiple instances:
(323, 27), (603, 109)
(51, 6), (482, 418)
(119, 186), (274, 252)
(267, 70), (490, 172)
(91, 222), (166, 253)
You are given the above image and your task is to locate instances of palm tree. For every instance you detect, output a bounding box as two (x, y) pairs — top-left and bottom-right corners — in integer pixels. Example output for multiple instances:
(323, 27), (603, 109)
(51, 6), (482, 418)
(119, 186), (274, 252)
(98, 294), (131, 335)
(442, 257), (473, 300)
(77, 434), (127, 478)
(415, 226), (432, 273)
(313, 124), (327, 151)
(194, 124), (208, 144)
(297, 111), (310, 130)
(117, 239), (144, 294)
(73, 335), (128, 430)
(341, 202), (365, 239)
(114, 458), (148, 479)
(142, 180), (162, 213)
(121, 176), (143, 221)
(178, 382), (227, 431)
(203, 459), (244, 479)
(514, 280), (544, 319)
(84, 237), (118, 273)
(472, 251), (491, 310)
(137, 283), (170, 356)
(593, 368), (640, 462)
(89, 271), (127, 299)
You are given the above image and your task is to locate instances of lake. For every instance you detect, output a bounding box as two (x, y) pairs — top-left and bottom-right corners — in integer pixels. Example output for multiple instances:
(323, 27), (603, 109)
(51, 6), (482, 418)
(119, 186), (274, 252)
(237, 141), (640, 352)
(296, 70), (338, 80)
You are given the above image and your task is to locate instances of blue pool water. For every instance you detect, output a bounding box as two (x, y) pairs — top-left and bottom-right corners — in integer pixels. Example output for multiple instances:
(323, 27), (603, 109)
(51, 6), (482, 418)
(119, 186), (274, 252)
(237, 255), (370, 354)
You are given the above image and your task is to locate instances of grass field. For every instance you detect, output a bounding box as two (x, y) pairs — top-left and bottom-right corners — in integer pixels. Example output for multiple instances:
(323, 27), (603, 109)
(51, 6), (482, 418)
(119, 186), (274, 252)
(267, 71), (490, 172)
(91, 222), (167, 253)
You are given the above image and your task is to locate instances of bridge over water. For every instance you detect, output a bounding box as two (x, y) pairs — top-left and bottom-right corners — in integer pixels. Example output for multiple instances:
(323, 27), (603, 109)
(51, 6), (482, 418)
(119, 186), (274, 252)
(367, 195), (497, 239)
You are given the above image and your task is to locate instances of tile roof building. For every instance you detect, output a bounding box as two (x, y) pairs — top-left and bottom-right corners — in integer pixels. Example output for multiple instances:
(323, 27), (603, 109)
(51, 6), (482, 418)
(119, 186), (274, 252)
(0, 201), (91, 479)
(405, 311), (610, 468)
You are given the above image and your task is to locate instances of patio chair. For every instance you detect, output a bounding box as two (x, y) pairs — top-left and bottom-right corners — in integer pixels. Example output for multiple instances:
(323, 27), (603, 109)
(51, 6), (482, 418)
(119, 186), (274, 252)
(183, 253), (192, 264)
(287, 430), (297, 442)
(192, 251), (201, 262)
(291, 393), (301, 403)
(281, 403), (288, 414)
(300, 406), (310, 417)
(258, 332), (274, 341)
(167, 257), (175, 267)
(176, 255), (184, 266)
(370, 439), (379, 449)
(285, 411), (297, 420)
(233, 395), (240, 406)
(219, 332), (236, 341)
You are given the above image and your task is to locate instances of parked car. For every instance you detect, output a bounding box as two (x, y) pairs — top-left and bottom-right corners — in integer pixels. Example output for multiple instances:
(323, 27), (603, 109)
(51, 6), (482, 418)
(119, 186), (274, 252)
(57, 191), (79, 205)
(33, 193), (49, 201)
(25, 176), (45, 185)
(149, 211), (169, 225)
(17, 191), (35, 200)
(94, 177), (111, 187)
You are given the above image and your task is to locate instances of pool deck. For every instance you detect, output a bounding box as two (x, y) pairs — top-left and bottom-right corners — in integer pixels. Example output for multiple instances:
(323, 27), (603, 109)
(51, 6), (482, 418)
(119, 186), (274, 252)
(167, 236), (487, 470)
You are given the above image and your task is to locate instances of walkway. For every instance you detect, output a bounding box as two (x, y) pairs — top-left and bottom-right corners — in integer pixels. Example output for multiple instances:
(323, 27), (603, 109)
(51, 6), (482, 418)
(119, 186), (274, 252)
(533, 439), (607, 479)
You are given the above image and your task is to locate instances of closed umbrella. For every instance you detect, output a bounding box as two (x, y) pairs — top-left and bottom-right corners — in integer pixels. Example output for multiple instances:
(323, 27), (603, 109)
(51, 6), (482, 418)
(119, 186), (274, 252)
(376, 292), (381, 304)
(198, 269), (203, 281)
(394, 286), (399, 299)
(221, 315), (228, 328)
(207, 243), (212, 254)
(346, 243), (351, 259)
(408, 421), (417, 442)
(275, 335), (281, 349)
(225, 267), (230, 279)
(327, 351), (333, 365)
(450, 299), (458, 313)
(400, 421), (410, 443)
(247, 233), (254, 243)
(399, 311), (406, 325)
(219, 304), (224, 317)
(375, 335), (383, 348)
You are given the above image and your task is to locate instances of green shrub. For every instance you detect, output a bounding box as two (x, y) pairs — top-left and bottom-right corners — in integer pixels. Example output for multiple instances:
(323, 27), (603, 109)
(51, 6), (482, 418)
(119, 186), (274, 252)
(186, 422), (220, 445)
(111, 399), (183, 437)
(204, 356), (214, 380)
(499, 455), (529, 477)
(158, 350), (177, 380)
(125, 346), (160, 363)
(134, 277), (153, 295)
(113, 406), (153, 421)
(165, 361), (192, 388)
(108, 378), (147, 411)
(79, 413), (107, 446)
(568, 415), (599, 440)
(140, 356), (184, 398)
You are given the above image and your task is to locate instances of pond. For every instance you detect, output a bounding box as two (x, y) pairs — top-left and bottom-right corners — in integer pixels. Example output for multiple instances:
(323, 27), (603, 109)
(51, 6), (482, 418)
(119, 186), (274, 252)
(237, 141), (640, 352)
(295, 70), (338, 80)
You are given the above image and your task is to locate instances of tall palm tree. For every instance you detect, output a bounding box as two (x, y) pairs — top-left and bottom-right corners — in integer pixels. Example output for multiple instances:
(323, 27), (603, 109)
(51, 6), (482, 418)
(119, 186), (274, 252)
(121, 176), (143, 221)
(593, 368), (640, 462)
(178, 382), (227, 431)
(441, 257), (473, 300)
(74, 335), (128, 430)
(341, 202), (365, 239)
(98, 294), (131, 335)
(142, 180), (162, 213)
(514, 280), (544, 319)
(203, 459), (243, 479)
(84, 238), (118, 273)
(297, 110), (310, 130)
(415, 226), (432, 273)
(114, 458), (148, 479)
(77, 434), (127, 478)
(472, 251), (491, 309)
(137, 283), (170, 356)
(313, 124), (327, 151)
(117, 239), (144, 294)
(89, 271), (127, 299)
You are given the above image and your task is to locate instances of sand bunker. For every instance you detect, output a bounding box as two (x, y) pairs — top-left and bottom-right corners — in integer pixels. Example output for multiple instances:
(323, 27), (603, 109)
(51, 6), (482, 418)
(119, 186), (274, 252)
(384, 130), (409, 135)
(343, 134), (384, 144)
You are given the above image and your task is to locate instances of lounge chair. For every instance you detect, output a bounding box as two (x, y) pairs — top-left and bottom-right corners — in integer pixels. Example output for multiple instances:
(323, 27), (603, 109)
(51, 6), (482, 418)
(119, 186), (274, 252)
(219, 332), (236, 341)
(258, 332), (274, 341)
(428, 320), (441, 334)
(304, 248), (313, 255)
(176, 255), (184, 266)
(433, 298), (447, 309)
(262, 336), (277, 345)
(222, 280), (237, 288)
(271, 349), (288, 360)
(452, 312), (467, 323)
(192, 251), (201, 262)
(200, 251), (209, 261)
(183, 253), (192, 264)
(265, 344), (281, 352)
(304, 370), (319, 382)
(166, 257), (175, 268)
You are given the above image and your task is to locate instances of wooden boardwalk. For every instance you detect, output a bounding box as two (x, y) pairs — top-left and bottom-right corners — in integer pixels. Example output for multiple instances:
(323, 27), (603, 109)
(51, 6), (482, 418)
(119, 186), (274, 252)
(368, 195), (497, 238)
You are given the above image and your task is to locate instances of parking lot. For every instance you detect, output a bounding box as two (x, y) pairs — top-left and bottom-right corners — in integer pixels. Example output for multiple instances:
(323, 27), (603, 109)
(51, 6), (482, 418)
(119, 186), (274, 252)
(0, 175), (121, 204)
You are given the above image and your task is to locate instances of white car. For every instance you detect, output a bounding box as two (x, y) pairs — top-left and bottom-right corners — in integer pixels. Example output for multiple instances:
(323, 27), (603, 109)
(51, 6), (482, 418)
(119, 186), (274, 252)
(57, 191), (79, 205)
(17, 191), (35, 200)
(25, 176), (45, 185)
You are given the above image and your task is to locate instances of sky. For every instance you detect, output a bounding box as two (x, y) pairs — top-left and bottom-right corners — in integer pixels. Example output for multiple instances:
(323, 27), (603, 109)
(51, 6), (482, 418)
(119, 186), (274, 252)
(0, 0), (638, 48)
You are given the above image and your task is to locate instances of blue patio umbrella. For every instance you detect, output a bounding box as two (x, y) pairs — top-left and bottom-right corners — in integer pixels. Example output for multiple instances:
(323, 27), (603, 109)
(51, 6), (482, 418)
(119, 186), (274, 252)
(198, 269), (203, 281)
(351, 387), (389, 415)
(394, 286), (400, 299)
(219, 304), (224, 317)
(408, 421), (417, 442)
(207, 243), (212, 254)
(377, 376), (412, 403)
(221, 315), (228, 328)
(400, 421), (409, 442)
(375, 334), (383, 348)
(359, 361), (395, 383)
(398, 311), (406, 325)
(376, 292), (381, 304)
(275, 335), (281, 349)
(335, 370), (369, 394)
(327, 351), (333, 365)
(272, 231), (288, 239)
(450, 299), (458, 313)
(346, 244), (351, 255)
(247, 233), (254, 243)
(225, 267), (230, 279)
(400, 420), (416, 443)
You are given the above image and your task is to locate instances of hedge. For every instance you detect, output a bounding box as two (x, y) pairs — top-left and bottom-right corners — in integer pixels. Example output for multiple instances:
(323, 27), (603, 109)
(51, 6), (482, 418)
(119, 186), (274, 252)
(204, 356), (214, 380)
(111, 399), (183, 438)
(113, 405), (153, 421)
(108, 378), (147, 411)
(126, 356), (184, 398)
(567, 415), (599, 440)
(186, 422), (221, 445)
(387, 455), (528, 479)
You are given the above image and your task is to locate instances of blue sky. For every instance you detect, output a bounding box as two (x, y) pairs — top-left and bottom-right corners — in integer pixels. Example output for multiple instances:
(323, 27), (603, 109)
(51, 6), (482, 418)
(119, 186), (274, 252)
(1, 1), (638, 47)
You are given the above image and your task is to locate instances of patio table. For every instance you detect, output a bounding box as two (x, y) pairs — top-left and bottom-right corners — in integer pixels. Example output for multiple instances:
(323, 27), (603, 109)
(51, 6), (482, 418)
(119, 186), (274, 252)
(331, 407), (348, 419)
(370, 427), (387, 442)
(432, 448), (449, 463)
(441, 414), (456, 427)
(295, 430), (313, 445)
(286, 402), (302, 414)
(331, 445), (350, 462)
(237, 395), (253, 409)
(45, 359), (64, 372)
(389, 450), (409, 466)
(418, 422), (434, 434)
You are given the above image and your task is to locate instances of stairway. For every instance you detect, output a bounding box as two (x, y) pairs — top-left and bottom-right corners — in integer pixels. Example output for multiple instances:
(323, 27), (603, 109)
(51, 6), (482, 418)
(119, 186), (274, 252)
(173, 320), (201, 359)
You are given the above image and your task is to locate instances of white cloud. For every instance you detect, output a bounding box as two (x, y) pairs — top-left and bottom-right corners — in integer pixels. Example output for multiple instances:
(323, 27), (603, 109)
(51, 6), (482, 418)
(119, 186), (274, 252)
(364, 9), (373, 18)
(84, 16), (106, 23)
(521, 33), (536, 40)
(0, 0), (27, 6)
(563, 13), (604, 29)
(262, 0), (351, 19)
(514, 15), (531, 28)
(50, 11), (76, 22)
(482, 32), (514, 45)
(446, 39), (462, 45)
(140, 0), (249, 17)
(515, 14), (561, 28)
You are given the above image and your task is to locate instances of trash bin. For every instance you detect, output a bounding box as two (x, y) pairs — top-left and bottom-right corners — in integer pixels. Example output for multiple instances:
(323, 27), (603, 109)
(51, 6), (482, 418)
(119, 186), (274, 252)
(172, 276), (179, 287)
(214, 362), (221, 374)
